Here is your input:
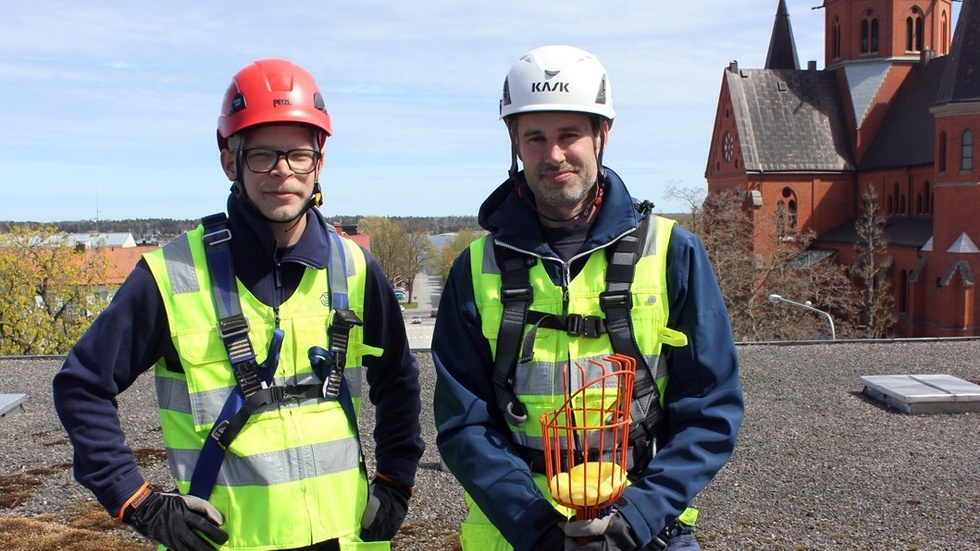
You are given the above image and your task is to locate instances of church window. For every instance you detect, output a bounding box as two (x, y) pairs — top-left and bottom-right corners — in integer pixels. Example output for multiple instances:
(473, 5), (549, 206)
(862, 13), (879, 55)
(941, 11), (949, 55)
(906, 8), (923, 52)
(963, 129), (974, 172)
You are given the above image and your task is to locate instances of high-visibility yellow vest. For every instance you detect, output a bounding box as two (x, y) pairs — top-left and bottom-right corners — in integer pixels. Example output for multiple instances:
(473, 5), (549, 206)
(460, 215), (691, 551)
(143, 226), (379, 550)
(470, 215), (687, 450)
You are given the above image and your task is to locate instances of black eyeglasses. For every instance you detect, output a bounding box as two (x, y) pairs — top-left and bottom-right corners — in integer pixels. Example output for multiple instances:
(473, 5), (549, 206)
(240, 148), (320, 174)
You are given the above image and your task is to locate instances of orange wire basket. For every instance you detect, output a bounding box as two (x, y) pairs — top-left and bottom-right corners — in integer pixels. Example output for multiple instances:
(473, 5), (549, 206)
(539, 354), (636, 520)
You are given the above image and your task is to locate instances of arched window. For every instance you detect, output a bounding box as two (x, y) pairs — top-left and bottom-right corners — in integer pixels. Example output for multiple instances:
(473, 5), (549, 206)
(963, 129), (974, 172)
(781, 187), (798, 229)
(941, 11), (949, 55)
(916, 194), (923, 215)
(900, 194), (906, 215)
(924, 181), (931, 214)
(906, 8), (924, 52)
(776, 199), (787, 237)
(832, 16), (842, 59)
(871, 18), (880, 53)
(860, 13), (881, 54)
(862, 17), (871, 54)
(939, 131), (947, 173)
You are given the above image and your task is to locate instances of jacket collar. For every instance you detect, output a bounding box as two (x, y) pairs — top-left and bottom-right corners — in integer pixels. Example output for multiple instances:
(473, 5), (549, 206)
(477, 167), (642, 256)
(225, 196), (332, 272)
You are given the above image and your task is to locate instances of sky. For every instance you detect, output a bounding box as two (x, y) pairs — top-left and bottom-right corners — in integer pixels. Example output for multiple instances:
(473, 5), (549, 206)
(3, 1), (841, 222)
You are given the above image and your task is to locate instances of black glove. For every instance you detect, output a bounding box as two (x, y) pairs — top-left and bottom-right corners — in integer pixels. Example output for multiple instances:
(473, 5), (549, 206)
(563, 512), (640, 551)
(360, 475), (411, 542)
(122, 485), (229, 551)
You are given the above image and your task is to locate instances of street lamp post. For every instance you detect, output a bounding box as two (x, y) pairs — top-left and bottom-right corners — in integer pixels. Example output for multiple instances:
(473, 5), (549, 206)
(768, 294), (836, 341)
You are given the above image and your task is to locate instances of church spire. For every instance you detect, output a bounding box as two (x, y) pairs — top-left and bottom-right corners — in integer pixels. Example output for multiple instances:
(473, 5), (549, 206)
(766, 0), (800, 70)
(938, 0), (980, 104)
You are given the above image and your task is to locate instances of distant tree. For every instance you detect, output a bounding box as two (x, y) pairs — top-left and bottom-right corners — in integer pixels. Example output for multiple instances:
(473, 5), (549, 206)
(0, 224), (111, 355)
(357, 216), (408, 286)
(662, 180), (707, 234)
(852, 186), (895, 338)
(398, 219), (436, 302)
(690, 187), (856, 341)
(696, 189), (758, 340)
(431, 228), (483, 283)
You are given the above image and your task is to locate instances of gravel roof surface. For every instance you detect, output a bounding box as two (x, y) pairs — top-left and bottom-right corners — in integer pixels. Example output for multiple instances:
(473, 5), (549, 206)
(1, 339), (978, 550)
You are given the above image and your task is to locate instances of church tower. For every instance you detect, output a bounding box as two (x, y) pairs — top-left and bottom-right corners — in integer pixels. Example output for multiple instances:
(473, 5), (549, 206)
(823, 0), (955, 69)
(822, 0), (955, 161)
(925, 0), (980, 335)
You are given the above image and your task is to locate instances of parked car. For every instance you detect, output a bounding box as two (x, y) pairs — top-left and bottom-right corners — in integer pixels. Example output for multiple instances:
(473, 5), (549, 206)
(410, 316), (422, 324)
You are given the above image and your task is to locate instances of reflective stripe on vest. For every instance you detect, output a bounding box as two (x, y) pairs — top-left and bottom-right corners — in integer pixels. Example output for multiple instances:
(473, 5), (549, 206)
(470, 215), (687, 451)
(144, 227), (373, 549)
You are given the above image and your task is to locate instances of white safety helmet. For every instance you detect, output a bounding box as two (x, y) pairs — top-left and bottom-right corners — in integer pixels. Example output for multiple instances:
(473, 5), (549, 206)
(499, 45), (615, 122)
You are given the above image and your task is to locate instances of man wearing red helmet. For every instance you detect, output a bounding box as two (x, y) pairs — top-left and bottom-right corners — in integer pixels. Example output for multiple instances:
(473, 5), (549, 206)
(53, 59), (424, 551)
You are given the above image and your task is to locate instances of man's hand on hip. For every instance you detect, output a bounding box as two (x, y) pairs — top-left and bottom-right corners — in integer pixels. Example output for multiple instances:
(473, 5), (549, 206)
(122, 485), (228, 551)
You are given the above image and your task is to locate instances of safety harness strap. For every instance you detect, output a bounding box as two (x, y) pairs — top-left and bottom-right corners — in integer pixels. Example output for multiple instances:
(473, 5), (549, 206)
(598, 215), (667, 476)
(492, 252), (535, 426)
(188, 216), (363, 500)
(490, 209), (667, 477)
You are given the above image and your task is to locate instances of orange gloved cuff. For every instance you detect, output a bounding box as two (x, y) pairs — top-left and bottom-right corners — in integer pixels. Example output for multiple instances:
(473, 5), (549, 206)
(114, 482), (152, 523)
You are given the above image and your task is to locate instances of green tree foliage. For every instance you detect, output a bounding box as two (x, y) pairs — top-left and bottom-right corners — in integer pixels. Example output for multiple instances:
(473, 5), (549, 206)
(357, 217), (437, 300)
(398, 219), (437, 302)
(852, 186), (896, 338)
(0, 225), (111, 355)
(358, 216), (406, 284)
(431, 228), (484, 283)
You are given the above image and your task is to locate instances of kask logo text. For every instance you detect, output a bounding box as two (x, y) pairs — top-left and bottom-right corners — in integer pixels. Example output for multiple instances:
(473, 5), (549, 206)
(531, 82), (569, 93)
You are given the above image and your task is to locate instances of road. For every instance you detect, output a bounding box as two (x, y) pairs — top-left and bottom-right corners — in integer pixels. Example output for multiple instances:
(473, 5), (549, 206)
(403, 272), (441, 350)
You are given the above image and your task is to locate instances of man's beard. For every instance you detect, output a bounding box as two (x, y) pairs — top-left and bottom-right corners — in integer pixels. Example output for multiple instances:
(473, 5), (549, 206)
(526, 165), (597, 210)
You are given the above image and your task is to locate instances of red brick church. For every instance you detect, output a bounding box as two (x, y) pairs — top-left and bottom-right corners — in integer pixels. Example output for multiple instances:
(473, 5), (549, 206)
(706, 0), (978, 337)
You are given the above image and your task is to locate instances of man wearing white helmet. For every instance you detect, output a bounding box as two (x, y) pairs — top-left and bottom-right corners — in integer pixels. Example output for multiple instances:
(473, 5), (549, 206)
(433, 45), (744, 551)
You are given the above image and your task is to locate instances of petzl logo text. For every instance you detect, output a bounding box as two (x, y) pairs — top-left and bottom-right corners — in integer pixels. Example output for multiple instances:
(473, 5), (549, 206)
(273, 99), (292, 107)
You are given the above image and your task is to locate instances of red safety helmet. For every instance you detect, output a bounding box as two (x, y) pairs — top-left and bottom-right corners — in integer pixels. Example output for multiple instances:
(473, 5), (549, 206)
(216, 58), (332, 151)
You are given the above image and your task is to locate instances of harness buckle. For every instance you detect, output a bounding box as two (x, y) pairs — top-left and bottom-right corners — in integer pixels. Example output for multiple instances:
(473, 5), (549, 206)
(501, 285), (533, 303)
(331, 308), (363, 329)
(565, 314), (582, 337)
(599, 290), (632, 310)
(217, 314), (250, 339)
(582, 315), (604, 338)
(202, 228), (232, 246)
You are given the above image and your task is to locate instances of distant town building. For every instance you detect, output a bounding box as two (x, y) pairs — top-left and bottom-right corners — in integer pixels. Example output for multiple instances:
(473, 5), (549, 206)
(334, 223), (371, 252)
(706, 0), (978, 337)
(64, 232), (137, 249)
